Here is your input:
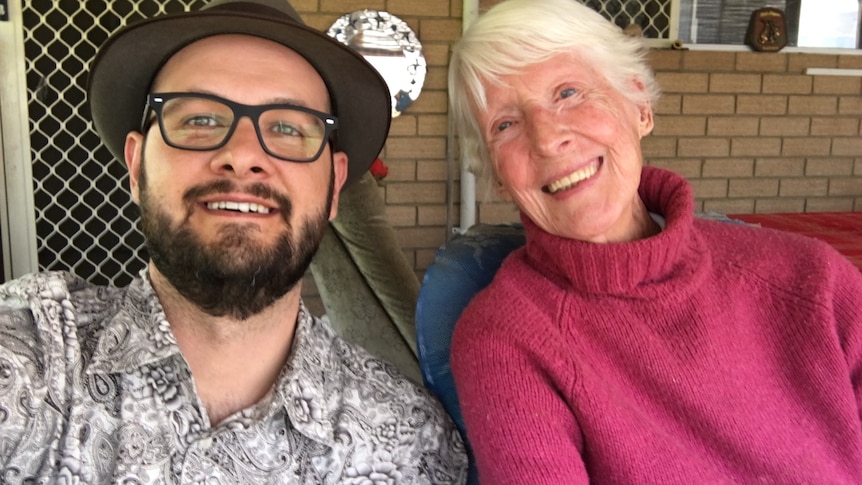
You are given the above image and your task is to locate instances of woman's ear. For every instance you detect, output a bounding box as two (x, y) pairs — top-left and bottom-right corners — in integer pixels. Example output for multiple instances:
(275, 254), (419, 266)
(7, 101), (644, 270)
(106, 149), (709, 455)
(638, 102), (654, 137)
(495, 178), (513, 201)
(631, 78), (654, 137)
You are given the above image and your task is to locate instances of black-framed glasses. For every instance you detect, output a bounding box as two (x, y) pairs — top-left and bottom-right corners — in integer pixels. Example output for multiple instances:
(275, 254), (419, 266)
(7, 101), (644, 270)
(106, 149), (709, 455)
(141, 92), (339, 163)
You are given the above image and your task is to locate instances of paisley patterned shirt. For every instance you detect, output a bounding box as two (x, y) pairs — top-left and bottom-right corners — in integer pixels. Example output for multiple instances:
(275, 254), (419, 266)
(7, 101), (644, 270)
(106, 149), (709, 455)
(0, 271), (467, 484)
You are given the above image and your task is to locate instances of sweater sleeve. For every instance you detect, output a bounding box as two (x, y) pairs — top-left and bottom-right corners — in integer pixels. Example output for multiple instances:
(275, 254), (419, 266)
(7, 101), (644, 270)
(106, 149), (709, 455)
(451, 297), (588, 485)
(831, 257), (862, 425)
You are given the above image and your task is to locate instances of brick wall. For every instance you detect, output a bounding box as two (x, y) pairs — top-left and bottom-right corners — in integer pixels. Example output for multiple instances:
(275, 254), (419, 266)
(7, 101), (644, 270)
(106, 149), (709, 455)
(297, 1), (862, 312)
(647, 50), (862, 215)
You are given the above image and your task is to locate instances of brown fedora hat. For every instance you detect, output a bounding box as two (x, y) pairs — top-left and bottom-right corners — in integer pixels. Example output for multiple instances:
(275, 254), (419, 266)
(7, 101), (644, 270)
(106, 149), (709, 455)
(87, 0), (391, 186)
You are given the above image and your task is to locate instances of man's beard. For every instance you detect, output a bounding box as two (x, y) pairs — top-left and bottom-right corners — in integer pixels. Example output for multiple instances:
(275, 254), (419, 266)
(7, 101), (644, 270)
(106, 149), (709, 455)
(137, 152), (334, 320)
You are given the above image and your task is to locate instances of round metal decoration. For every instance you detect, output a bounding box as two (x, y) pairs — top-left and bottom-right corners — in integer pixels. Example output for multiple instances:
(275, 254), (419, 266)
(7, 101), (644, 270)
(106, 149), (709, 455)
(328, 10), (427, 118)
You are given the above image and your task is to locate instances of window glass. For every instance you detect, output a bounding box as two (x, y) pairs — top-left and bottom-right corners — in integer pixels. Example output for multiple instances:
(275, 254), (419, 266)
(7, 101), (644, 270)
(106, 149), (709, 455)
(677, 0), (859, 48)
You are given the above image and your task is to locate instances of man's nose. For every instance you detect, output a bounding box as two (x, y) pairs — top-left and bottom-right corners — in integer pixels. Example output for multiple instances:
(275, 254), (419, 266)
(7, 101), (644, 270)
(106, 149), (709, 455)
(211, 117), (272, 176)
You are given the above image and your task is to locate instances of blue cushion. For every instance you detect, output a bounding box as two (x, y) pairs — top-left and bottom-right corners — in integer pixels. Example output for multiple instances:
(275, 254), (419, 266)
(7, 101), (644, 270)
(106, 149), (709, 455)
(416, 223), (526, 484)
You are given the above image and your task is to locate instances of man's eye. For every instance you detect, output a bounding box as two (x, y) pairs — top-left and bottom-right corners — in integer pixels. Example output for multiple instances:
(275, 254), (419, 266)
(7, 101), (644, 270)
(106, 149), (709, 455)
(496, 121), (513, 132)
(272, 121), (302, 136)
(560, 88), (578, 99)
(186, 115), (220, 127)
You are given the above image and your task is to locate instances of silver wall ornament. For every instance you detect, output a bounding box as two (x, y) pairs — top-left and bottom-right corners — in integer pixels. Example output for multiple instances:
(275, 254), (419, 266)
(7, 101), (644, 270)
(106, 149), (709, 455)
(328, 10), (427, 118)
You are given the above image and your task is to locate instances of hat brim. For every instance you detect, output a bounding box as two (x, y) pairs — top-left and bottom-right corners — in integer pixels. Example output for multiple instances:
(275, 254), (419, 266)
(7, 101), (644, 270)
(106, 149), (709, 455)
(87, 8), (391, 186)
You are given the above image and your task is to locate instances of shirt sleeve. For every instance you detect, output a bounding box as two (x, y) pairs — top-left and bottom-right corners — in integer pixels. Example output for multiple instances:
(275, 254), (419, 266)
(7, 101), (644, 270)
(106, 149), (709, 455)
(0, 306), (50, 467)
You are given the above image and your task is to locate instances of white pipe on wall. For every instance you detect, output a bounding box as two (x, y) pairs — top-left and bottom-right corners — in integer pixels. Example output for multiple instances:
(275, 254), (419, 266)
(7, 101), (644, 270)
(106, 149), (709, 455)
(457, 0), (479, 233)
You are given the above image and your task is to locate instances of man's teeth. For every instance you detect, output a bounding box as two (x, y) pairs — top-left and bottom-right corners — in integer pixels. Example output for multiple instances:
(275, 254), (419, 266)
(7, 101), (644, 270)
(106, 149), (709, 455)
(206, 201), (272, 214)
(546, 164), (599, 194)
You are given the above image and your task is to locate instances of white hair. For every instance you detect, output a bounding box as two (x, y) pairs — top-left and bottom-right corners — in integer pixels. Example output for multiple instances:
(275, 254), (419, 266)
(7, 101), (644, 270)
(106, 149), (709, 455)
(448, 0), (661, 177)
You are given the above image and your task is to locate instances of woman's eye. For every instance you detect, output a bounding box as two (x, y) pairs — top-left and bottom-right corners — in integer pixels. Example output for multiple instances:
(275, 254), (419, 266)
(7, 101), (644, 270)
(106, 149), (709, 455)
(496, 121), (513, 132)
(560, 88), (578, 99)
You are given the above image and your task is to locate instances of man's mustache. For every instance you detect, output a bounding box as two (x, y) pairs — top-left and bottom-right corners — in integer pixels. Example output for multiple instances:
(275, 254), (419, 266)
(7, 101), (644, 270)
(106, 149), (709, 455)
(182, 180), (293, 224)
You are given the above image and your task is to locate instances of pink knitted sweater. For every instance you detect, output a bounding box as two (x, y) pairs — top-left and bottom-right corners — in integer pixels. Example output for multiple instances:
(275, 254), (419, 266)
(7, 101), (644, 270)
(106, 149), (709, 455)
(451, 166), (862, 484)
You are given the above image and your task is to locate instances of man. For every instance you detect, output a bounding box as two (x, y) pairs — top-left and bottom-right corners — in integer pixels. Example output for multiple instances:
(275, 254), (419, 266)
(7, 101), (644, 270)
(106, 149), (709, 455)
(0, 0), (467, 482)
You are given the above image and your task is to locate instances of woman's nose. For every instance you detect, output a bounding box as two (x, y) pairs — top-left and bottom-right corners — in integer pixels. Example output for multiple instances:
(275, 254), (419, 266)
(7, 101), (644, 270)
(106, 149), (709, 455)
(526, 106), (572, 155)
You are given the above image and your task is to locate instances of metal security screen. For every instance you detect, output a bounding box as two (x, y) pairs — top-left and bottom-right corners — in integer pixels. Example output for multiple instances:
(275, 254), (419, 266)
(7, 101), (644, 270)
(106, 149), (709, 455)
(586, 0), (672, 39)
(24, 0), (206, 286)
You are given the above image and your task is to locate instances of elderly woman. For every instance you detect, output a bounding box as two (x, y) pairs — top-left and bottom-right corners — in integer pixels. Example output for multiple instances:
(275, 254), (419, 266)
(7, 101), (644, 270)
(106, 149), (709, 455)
(447, 0), (862, 482)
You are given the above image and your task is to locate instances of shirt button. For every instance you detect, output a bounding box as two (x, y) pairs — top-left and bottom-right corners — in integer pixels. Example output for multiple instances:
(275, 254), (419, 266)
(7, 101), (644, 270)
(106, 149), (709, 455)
(197, 437), (213, 450)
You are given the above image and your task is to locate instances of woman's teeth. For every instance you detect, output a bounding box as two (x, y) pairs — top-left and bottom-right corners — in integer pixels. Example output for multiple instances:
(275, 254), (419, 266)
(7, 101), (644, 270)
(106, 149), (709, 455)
(544, 163), (599, 194)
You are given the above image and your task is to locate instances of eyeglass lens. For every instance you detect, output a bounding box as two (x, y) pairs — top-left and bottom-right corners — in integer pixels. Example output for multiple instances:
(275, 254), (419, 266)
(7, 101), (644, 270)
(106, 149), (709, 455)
(158, 96), (330, 162)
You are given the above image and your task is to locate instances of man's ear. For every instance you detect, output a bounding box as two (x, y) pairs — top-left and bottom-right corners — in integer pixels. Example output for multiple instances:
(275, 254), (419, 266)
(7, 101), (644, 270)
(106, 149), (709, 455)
(124, 132), (144, 205)
(328, 151), (349, 220)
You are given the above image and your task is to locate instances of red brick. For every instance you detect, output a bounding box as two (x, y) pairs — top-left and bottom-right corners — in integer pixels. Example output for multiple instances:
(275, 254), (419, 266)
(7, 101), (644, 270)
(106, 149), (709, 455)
(829, 178), (862, 196)
(683, 51), (735, 71)
(386, 182), (446, 204)
(813, 76), (862, 94)
(762, 74), (811, 94)
(709, 73), (761, 93)
(703, 199), (755, 214)
(478, 202), (520, 224)
(736, 53), (787, 72)
(806, 158), (855, 176)
(787, 96), (838, 115)
(641, 136), (678, 157)
(730, 137), (781, 156)
(678, 138), (730, 157)
(682, 95), (735, 114)
(703, 158), (754, 177)
(811, 117), (859, 136)
(655, 95), (682, 115)
(707, 117), (759, 136)
(779, 178), (828, 197)
(656, 72), (709, 93)
(388, 0), (450, 16)
(782, 138), (831, 156)
(647, 159), (702, 178)
(787, 53), (838, 72)
(736, 95), (787, 115)
(652, 116), (706, 136)
(649, 50), (683, 70)
(690, 179), (728, 198)
(755, 198), (805, 213)
(806, 198), (856, 212)
(418, 19), (462, 41)
(385, 205), (417, 226)
(729, 178), (779, 197)
(758, 117), (810, 136)
(755, 158), (805, 177)
(395, 226), (448, 249)
(832, 137), (862, 156)
(840, 96), (862, 114)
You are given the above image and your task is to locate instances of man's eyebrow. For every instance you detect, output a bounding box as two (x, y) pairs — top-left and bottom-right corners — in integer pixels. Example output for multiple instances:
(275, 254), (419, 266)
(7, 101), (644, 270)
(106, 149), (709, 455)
(184, 89), (314, 108)
(266, 96), (312, 107)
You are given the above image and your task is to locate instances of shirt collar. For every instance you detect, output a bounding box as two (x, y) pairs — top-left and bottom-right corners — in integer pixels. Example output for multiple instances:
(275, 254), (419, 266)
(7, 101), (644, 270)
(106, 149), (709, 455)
(272, 304), (337, 445)
(87, 269), (182, 375)
(86, 271), (338, 446)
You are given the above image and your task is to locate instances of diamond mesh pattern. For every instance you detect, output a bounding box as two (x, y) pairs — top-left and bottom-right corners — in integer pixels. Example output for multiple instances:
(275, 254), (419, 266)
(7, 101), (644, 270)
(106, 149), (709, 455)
(24, 0), (207, 287)
(585, 0), (672, 38)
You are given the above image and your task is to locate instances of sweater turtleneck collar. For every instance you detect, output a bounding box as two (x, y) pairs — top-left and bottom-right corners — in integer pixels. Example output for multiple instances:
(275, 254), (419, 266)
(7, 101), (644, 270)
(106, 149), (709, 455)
(521, 166), (708, 298)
